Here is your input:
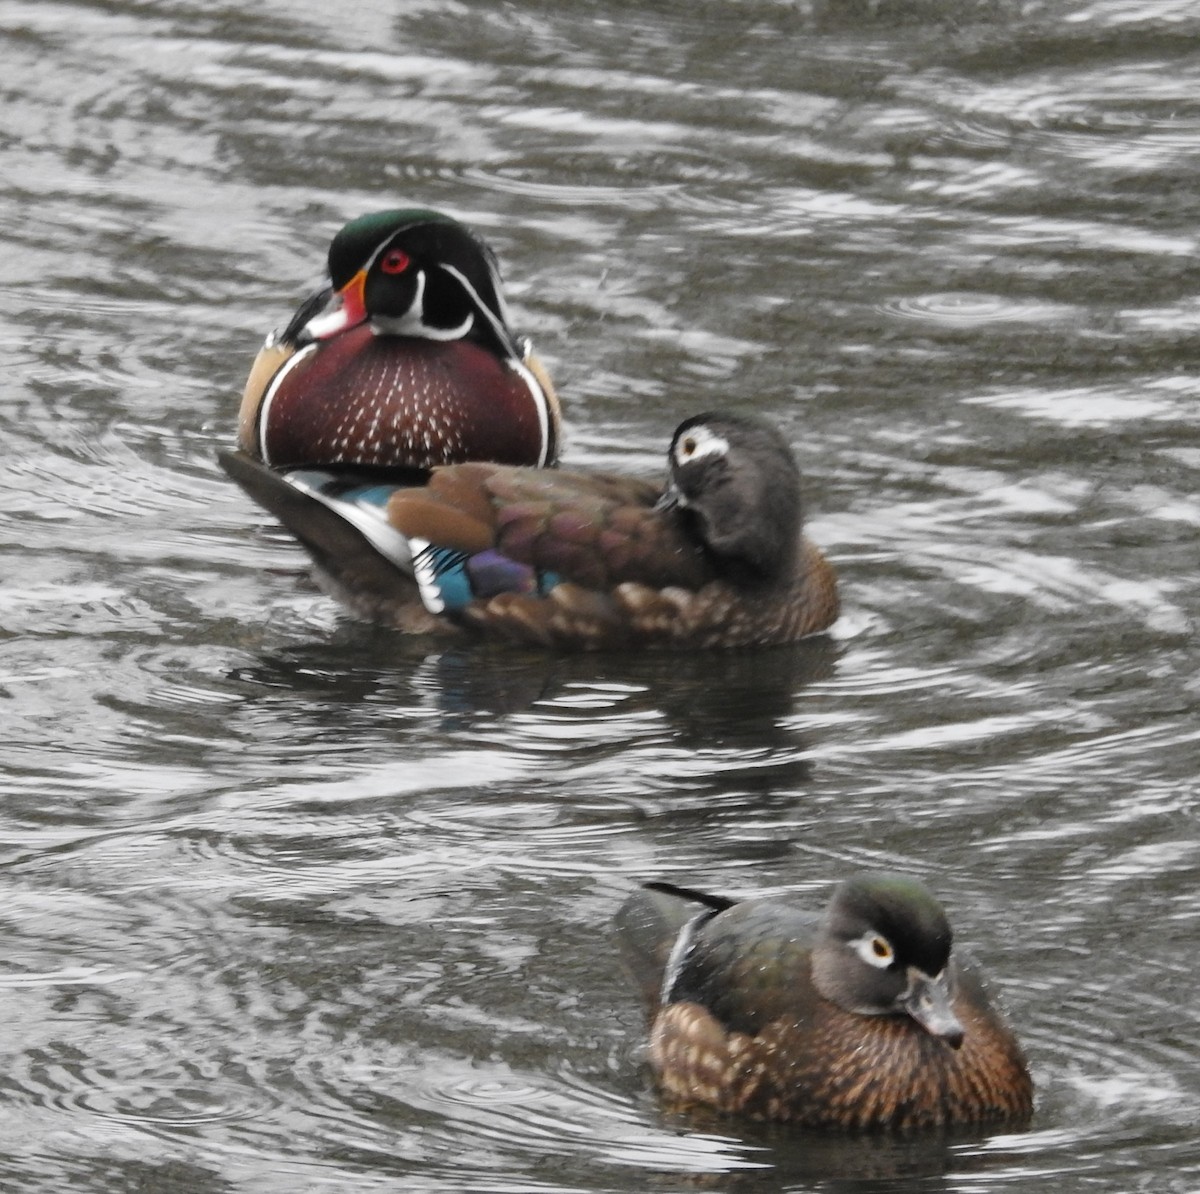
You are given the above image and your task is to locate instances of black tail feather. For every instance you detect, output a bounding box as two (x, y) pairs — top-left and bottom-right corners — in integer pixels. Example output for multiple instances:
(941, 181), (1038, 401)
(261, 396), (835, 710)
(217, 449), (414, 605)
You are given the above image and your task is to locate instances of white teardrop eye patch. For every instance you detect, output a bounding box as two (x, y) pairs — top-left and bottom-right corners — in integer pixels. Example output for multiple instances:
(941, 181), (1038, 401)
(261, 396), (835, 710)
(674, 426), (729, 466)
(853, 931), (895, 968)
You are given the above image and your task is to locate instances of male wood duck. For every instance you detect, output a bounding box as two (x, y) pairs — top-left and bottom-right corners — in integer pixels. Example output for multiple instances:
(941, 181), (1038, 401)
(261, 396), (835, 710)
(218, 412), (838, 649)
(237, 208), (561, 471)
(616, 875), (1034, 1130)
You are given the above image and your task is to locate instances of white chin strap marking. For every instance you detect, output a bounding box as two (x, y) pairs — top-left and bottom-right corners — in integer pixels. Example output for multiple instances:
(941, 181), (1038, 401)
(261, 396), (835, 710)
(372, 270), (474, 341)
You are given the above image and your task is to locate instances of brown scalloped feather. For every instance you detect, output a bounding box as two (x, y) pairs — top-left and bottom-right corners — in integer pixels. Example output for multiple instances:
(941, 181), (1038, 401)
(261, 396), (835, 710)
(458, 536), (837, 649)
(651, 986), (1032, 1130)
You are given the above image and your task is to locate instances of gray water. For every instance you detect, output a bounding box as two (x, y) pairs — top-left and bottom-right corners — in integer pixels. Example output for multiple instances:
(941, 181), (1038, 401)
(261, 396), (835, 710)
(2, 0), (1198, 1190)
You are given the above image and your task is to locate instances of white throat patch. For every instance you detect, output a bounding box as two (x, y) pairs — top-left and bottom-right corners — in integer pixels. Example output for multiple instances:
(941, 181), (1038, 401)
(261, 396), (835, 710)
(372, 270), (474, 340)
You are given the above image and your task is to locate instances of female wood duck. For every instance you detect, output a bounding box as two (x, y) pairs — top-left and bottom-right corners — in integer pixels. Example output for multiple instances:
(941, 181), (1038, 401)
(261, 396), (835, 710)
(616, 875), (1034, 1130)
(218, 412), (839, 649)
(237, 208), (561, 472)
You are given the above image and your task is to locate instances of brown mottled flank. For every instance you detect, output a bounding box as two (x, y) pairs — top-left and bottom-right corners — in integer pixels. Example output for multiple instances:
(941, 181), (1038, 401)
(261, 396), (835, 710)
(383, 465), (839, 649)
(650, 986), (1033, 1130)
(238, 326), (558, 470)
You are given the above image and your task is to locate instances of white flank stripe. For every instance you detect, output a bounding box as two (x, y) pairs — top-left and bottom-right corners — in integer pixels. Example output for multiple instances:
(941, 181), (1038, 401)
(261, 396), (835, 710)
(258, 342), (318, 464)
(441, 263), (554, 465)
(408, 537), (446, 613)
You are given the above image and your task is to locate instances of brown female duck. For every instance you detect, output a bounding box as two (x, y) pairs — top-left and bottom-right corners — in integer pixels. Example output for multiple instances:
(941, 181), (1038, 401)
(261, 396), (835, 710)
(219, 412), (837, 649)
(616, 874), (1034, 1130)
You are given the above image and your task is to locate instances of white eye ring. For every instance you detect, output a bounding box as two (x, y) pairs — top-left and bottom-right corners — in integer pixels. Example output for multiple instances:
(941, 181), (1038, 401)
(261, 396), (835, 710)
(675, 427), (729, 466)
(853, 931), (895, 969)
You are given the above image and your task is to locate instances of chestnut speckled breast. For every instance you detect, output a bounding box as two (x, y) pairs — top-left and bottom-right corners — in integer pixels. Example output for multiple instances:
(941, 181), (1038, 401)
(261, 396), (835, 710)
(219, 412), (839, 650)
(616, 875), (1034, 1131)
(237, 208), (561, 472)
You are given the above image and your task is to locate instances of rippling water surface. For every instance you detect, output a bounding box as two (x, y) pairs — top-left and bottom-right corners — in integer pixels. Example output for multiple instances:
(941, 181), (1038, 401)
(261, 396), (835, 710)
(2, 0), (1198, 1190)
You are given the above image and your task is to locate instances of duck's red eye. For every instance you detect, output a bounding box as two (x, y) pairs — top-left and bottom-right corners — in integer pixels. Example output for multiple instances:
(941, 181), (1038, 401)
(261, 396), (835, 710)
(381, 249), (410, 275)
